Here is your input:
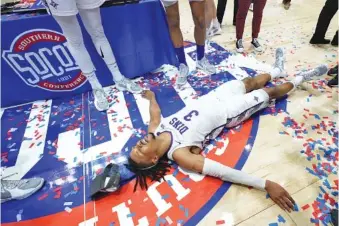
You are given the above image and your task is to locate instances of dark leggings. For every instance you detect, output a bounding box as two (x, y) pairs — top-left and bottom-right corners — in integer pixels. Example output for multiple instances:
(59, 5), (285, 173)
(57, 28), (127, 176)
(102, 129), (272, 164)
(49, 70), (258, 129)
(236, 0), (267, 39)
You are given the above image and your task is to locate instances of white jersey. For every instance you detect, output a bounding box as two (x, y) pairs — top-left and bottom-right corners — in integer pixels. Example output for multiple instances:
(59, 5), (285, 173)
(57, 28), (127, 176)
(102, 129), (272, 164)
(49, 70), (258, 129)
(155, 94), (228, 160)
(154, 80), (269, 160)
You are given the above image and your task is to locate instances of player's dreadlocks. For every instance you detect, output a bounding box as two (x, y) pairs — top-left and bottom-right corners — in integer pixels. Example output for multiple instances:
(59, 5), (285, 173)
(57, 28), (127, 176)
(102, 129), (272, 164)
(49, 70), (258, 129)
(126, 155), (172, 192)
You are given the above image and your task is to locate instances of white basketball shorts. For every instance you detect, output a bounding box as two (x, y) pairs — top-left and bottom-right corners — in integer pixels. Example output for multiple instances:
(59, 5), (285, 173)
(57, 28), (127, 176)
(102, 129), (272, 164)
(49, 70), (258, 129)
(211, 80), (270, 128)
(43, 0), (105, 16)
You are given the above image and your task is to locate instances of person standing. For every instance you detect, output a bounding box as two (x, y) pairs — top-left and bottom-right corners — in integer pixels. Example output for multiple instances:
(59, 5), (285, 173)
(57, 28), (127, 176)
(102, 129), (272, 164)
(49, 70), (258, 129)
(235, 0), (267, 53)
(161, 0), (216, 87)
(42, 0), (143, 112)
(206, 0), (222, 37)
(310, 0), (338, 46)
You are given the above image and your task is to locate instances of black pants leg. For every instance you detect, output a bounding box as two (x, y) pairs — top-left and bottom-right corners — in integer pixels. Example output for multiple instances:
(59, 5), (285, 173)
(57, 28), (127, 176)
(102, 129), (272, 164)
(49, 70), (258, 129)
(217, 0), (228, 24)
(312, 0), (338, 39)
(233, 0), (238, 25)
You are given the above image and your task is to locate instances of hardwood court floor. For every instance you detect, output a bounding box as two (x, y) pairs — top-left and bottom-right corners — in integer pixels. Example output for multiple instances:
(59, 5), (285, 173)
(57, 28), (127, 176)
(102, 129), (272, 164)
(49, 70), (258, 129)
(179, 0), (338, 225)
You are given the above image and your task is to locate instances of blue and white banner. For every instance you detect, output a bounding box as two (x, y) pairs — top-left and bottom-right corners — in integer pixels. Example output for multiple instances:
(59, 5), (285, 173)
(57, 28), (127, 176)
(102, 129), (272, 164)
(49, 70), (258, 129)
(1, 0), (177, 107)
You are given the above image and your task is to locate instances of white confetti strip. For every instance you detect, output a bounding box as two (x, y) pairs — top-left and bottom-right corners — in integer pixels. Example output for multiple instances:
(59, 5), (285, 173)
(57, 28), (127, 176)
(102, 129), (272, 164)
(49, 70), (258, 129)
(64, 202), (73, 206)
(64, 207), (72, 213)
(166, 216), (173, 225)
(9, 128), (18, 132)
(16, 214), (22, 222)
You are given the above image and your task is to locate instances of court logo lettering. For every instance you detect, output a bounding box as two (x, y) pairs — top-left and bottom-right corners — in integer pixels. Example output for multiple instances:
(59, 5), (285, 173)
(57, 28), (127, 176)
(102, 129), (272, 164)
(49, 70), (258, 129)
(2, 29), (86, 92)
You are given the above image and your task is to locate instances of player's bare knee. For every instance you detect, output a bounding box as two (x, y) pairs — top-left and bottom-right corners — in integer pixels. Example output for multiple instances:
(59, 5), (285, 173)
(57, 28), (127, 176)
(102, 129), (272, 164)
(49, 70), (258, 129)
(193, 14), (205, 30)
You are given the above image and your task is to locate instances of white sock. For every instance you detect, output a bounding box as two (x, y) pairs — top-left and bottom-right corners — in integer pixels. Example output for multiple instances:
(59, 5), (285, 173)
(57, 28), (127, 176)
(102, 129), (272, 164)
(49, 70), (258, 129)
(107, 63), (124, 82)
(270, 67), (283, 79)
(84, 71), (103, 90)
(291, 76), (304, 87)
(213, 18), (219, 27)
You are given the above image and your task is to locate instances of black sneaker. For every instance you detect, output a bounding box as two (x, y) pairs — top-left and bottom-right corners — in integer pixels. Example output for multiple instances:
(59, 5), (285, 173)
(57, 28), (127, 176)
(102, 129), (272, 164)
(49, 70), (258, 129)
(251, 38), (263, 52)
(236, 39), (244, 53)
(328, 65), (338, 76)
(328, 74), (338, 87)
(310, 37), (331, 44)
(331, 38), (338, 46)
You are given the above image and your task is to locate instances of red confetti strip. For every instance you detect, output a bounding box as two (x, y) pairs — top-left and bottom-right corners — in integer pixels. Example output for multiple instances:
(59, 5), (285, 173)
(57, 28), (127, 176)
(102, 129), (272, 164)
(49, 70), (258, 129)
(54, 191), (62, 199)
(216, 220), (225, 225)
(302, 204), (310, 210)
(38, 193), (48, 201)
(29, 143), (35, 148)
(53, 186), (62, 192)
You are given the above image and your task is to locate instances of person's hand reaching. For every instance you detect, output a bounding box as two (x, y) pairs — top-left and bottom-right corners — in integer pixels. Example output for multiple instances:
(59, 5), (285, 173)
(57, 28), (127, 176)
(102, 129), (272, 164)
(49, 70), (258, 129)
(265, 180), (296, 212)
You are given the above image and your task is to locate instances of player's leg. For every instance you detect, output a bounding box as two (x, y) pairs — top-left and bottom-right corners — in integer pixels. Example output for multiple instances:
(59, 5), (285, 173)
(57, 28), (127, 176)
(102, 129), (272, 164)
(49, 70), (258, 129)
(225, 64), (328, 128)
(205, 0), (214, 31)
(263, 64), (328, 100)
(53, 15), (109, 111)
(206, 0), (221, 38)
(242, 47), (286, 93)
(190, 0), (216, 75)
(162, 2), (190, 87)
(79, 8), (142, 94)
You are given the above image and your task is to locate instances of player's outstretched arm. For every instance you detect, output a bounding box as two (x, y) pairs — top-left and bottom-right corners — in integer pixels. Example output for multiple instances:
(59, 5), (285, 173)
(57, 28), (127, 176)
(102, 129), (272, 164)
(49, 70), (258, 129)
(142, 90), (161, 133)
(172, 148), (296, 212)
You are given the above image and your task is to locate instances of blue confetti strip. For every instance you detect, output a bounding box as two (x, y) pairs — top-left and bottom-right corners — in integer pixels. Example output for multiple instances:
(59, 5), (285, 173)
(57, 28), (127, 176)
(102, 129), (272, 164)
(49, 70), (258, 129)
(179, 204), (184, 210)
(167, 180), (173, 187)
(277, 215), (286, 223)
(155, 217), (166, 226)
(161, 194), (169, 200)
(173, 168), (179, 177)
(177, 219), (184, 225)
(293, 203), (299, 212)
(127, 213), (135, 218)
(185, 208), (189, 218)
(268, 223), (278, 226)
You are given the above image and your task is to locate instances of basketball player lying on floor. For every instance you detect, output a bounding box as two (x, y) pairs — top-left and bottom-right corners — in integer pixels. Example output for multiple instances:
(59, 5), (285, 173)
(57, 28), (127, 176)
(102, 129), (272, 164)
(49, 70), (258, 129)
(127, 48), (328, 212)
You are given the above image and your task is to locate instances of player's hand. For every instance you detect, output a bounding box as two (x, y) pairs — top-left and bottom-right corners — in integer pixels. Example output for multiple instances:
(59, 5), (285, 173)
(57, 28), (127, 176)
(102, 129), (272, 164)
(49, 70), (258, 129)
(265, 180), (296, 212)
(142, 90), (155, 101)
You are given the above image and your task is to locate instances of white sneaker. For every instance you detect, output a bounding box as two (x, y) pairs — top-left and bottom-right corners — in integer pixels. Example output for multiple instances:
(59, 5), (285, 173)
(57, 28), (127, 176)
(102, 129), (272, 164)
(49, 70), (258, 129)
(175, 63), (189, 87)
(115, 78), (142, 94)
(208, 23), (222, 38)
(196, 56), (216, 74)
(273, 47), (288, 78)
(297, 65), (328, 82)
(1, 178), (44, 203)
(236, 39), (244, 53)
(274, 47), (285, 71)
(93, 88), (109, 111)
(251, 38), (263, 52)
